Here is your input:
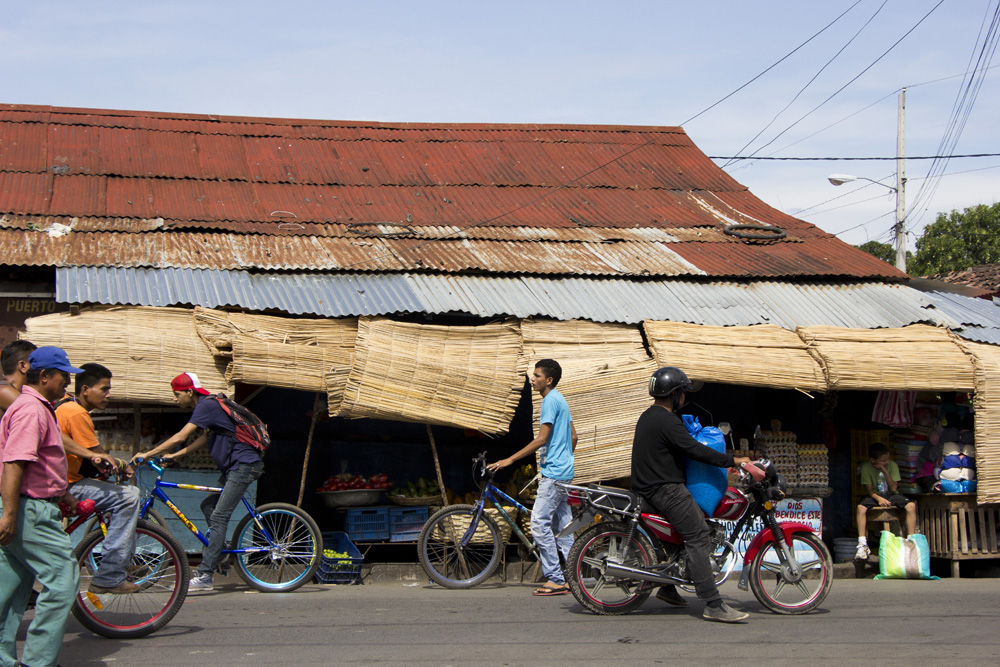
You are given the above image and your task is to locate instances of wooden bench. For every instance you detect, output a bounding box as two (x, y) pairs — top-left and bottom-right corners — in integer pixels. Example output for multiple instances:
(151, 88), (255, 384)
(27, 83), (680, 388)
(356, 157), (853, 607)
(866, 506), (908, 538)
(918, 493), (1000, 578)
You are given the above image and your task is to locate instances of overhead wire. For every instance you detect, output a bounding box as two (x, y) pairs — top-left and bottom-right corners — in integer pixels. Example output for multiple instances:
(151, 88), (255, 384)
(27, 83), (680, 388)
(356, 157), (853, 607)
(905, 1), (1000, 231)
(727, 0), (945, 165)
(722, 0), (889, 168)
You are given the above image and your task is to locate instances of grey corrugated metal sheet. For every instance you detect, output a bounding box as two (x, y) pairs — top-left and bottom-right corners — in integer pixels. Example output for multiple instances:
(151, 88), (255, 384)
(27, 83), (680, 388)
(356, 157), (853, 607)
(55, 266), (967, 331)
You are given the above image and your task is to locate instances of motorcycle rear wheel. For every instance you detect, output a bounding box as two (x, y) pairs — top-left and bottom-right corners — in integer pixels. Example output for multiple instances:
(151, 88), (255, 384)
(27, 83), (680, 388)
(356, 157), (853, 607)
(565, 522), (656, 615)
(748, 531), (832, 614)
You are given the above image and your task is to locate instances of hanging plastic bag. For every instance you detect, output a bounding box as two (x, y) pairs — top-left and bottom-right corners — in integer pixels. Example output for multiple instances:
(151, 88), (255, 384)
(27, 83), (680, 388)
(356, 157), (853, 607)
(874, 531), (939, 580)
(681, 414), (727, 516)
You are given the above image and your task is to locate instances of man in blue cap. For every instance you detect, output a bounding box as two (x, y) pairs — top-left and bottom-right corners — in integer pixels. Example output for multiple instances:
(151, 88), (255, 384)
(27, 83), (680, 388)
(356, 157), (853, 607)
(0, 346), (83, 667)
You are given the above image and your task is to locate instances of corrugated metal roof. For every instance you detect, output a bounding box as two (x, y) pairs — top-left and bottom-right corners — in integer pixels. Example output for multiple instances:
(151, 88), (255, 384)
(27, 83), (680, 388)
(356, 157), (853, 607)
(55, 266), (974, 334)
(0, 229), (705, 276)
(0, 104), (904, 281)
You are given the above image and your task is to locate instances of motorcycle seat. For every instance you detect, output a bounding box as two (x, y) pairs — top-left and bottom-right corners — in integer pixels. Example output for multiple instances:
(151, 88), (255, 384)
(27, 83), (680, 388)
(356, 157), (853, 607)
(587, 484), (644, 512)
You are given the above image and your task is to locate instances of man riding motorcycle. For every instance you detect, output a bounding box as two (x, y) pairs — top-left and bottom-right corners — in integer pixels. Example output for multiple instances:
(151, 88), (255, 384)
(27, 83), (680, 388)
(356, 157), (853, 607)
(630, 366), (751, 623)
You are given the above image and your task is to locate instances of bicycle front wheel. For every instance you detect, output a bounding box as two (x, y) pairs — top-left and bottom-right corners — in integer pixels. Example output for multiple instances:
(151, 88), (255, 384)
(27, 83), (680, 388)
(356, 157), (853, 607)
(232, 503), (321, 592)
(417, 504), (503, 589)
(72, 518), (190, 639)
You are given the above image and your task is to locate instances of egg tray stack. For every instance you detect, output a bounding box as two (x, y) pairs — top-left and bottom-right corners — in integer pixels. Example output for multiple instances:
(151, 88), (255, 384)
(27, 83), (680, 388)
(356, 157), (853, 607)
(796, 445), (829, 488)
(757, 430), (799, 488)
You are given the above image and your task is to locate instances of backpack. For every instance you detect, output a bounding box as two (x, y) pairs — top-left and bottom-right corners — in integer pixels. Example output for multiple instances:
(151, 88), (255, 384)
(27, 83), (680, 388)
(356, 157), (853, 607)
(210, 393), (271, 454)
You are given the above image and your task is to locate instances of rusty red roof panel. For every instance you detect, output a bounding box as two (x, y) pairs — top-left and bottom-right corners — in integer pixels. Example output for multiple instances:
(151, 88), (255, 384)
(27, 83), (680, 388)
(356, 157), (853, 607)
(670, 237), (906, 279)
(0, 103), (903, 280)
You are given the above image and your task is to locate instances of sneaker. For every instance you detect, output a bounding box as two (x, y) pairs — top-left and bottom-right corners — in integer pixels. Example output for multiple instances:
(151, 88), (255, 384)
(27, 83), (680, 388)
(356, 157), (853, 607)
(702, 602), (749, 623)
(855, 544), (871, 561)
(189, 573), (214, 591)
(655, 585), (689, 607)
(88, 580), (140, 595)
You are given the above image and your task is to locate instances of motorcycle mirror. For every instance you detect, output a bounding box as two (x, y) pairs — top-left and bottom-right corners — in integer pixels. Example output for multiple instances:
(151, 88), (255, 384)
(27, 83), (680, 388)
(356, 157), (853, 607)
(753, 425), (762, 440)
(718, 422), (731, 436)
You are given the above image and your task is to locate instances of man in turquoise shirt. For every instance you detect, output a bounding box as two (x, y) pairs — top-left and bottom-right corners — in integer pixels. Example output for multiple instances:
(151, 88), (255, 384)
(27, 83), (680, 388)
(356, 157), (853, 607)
(489, 359), (577, 595)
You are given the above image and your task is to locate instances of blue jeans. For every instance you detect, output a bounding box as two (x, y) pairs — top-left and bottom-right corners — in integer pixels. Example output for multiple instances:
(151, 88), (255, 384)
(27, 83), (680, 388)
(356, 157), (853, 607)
(0, 497), (79, 667)
(198, 461), (263, 577)
(530, 476), (574, 585)
(70, 478), (140, 588)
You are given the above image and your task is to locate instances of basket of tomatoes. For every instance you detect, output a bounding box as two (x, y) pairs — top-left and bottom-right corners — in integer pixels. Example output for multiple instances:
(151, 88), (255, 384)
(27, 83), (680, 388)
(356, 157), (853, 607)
(316, 473), (393, 508)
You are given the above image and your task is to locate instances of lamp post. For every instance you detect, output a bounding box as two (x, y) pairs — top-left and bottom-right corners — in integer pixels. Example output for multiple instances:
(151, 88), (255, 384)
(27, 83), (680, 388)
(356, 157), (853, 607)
(827, 90), (907, 273)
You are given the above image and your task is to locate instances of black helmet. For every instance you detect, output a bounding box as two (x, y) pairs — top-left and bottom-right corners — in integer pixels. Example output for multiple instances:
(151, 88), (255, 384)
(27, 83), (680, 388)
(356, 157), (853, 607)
(649, 366), (693, 398)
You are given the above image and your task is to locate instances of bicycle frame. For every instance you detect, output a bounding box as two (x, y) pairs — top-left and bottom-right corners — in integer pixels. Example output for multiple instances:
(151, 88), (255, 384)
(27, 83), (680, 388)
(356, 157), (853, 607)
(473, 482), (534, 550)
(137, 460), (275, 557)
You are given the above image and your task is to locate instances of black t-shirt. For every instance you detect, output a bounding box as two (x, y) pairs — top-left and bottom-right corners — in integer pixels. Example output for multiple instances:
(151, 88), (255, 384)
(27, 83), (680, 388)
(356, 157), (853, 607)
(630, 405), (734, 496)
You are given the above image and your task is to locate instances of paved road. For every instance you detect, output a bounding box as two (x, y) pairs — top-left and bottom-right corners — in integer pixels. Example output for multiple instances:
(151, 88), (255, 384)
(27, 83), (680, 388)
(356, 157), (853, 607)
(29, 573), (1000, 666)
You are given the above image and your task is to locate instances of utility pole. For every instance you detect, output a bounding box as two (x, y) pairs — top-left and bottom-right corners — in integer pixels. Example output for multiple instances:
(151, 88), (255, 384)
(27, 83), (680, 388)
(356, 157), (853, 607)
(895, 88), (907, 273)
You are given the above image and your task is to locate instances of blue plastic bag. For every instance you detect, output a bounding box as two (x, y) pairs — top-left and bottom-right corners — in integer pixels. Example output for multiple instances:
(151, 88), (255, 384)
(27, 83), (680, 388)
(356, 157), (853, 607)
(682, 415), (728, 516)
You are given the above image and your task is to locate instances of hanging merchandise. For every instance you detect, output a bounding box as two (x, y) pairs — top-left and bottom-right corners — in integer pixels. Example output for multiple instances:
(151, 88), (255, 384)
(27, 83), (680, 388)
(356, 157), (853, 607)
(871, 390), (916, 428)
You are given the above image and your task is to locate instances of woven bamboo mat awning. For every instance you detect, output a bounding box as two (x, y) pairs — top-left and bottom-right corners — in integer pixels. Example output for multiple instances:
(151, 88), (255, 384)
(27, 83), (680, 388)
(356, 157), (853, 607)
(21, 306), (230, 404)
(798, 324), (975, 391)
(521, 318), (656, 484)
(336, 317), (524, 435)
(226, 340), (336, 393)
(643, 321), (827, 391)
(954, 340), (1000, 503)
(194, 307), (357, 358)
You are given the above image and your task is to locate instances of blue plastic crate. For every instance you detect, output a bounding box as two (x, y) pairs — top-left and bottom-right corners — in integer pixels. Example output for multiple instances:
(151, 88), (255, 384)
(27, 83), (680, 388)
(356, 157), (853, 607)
(388, 506), (429, 542)
(343, 506), (389, 541)
(315, 532), (364, 584)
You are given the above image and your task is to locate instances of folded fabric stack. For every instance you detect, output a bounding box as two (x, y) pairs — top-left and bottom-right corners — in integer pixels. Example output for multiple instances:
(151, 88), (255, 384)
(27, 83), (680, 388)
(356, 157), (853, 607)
(938, 441), (977, 493)
(889, 427), (930, 495)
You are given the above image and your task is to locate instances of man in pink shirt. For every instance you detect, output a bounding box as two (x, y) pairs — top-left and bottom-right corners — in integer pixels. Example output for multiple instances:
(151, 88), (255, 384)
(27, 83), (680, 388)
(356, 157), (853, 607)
(0, 346), (84, 667)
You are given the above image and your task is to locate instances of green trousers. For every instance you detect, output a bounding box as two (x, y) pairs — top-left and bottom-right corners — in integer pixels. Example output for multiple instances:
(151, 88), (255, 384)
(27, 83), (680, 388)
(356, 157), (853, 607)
(0, 497), (79, 667)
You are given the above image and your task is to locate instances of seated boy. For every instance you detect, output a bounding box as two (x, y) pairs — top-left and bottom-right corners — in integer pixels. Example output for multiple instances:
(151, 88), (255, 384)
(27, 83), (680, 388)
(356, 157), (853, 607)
(855, 442), (917, 560)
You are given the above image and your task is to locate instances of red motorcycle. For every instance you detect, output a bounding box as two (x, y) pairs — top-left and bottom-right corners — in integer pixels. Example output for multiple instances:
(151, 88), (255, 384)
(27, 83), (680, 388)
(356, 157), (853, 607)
(556, 459), (832, 615)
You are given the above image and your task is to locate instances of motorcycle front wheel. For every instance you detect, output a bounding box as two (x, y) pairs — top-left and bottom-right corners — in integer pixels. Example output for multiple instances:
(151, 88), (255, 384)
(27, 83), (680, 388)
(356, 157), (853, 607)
(565, 522), (656, 615)
(748, 531), (832, 614)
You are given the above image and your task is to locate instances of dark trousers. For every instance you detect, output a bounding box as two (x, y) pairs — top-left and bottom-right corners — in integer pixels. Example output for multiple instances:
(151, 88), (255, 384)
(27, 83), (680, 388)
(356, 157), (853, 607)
(644, 483), (721, 603)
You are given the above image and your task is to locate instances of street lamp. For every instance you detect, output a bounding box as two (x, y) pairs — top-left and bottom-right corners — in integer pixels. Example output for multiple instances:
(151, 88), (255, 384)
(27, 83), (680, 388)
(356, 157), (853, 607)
(828, 173), (906, 272)
(826, 89), (907, 273)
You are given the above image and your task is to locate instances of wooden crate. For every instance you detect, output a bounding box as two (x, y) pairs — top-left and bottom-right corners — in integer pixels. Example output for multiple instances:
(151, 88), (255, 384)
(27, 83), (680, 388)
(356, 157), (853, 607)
(919, 493), (1000, 578)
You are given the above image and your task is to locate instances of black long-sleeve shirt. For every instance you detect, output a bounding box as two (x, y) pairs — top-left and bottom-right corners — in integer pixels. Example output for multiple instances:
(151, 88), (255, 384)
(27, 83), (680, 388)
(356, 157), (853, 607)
(630, 405), (735, 496)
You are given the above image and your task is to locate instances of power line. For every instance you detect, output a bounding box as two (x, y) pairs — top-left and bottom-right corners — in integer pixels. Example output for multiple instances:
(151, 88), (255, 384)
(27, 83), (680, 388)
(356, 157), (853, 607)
(729, 0), (945, 164)
(679, 1), (864, 127)
(722, 0), (889, 169)
(711, 153), (1000, 160)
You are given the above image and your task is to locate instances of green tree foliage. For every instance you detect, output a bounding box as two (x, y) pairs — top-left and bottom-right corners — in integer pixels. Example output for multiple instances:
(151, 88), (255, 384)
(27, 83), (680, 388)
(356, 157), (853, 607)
(910, 203), (1000, 276)
(855, 240), (895, 264)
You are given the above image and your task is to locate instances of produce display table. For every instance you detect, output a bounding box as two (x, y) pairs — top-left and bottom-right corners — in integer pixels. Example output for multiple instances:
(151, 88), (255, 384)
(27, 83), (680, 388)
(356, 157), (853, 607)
(918, 493), (999, 577)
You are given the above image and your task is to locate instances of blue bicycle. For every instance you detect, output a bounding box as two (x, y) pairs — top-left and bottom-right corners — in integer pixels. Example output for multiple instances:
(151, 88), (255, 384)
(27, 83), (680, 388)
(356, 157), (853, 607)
(135, 458), (322, 592)
(417, 452), (536, 588)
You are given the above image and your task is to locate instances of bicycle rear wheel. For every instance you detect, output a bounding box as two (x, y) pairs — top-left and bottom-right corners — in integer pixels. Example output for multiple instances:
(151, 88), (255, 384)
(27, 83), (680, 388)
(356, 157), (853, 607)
(232, 502), (321, 592)
(417, 504), (503, 589)
(72, 518), (190, 639)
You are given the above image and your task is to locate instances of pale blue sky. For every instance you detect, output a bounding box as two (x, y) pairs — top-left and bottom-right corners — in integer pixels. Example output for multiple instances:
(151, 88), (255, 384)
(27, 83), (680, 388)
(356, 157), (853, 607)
(2, 0), (997, 251)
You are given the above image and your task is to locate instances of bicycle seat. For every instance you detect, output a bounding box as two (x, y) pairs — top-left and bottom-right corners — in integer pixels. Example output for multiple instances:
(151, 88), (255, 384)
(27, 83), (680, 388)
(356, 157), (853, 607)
(587, 484), (643, 512)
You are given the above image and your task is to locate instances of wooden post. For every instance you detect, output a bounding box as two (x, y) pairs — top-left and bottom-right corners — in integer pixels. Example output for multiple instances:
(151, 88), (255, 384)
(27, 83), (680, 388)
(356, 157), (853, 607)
(296, 393), (323, 508)
(132, 403), (142, 457)
(426, 424), (449, 506)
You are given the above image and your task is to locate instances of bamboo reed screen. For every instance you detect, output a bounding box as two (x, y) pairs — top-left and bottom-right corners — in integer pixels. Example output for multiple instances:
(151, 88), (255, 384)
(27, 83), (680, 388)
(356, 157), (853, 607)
(643, 320), (827, 391)
(194, 307), (357, 357)
(226, 340), (335, 393)
(21, 306), (230, 404)
(336, 317), (524, 435)
(798, 324), (975, 391)
(953, 340), (1000, 503)
(196, 307), (357, 405)
(521, 318), (656, 484)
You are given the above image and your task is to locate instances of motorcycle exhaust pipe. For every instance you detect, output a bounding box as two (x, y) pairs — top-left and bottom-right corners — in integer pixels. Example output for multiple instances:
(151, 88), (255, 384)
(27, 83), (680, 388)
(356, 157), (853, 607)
(603, 561), (685, 587)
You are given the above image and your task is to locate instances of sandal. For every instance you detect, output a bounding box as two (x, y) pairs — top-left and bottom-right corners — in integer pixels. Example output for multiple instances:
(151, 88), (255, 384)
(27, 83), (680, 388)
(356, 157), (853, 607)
(533, 583), (570, 596)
